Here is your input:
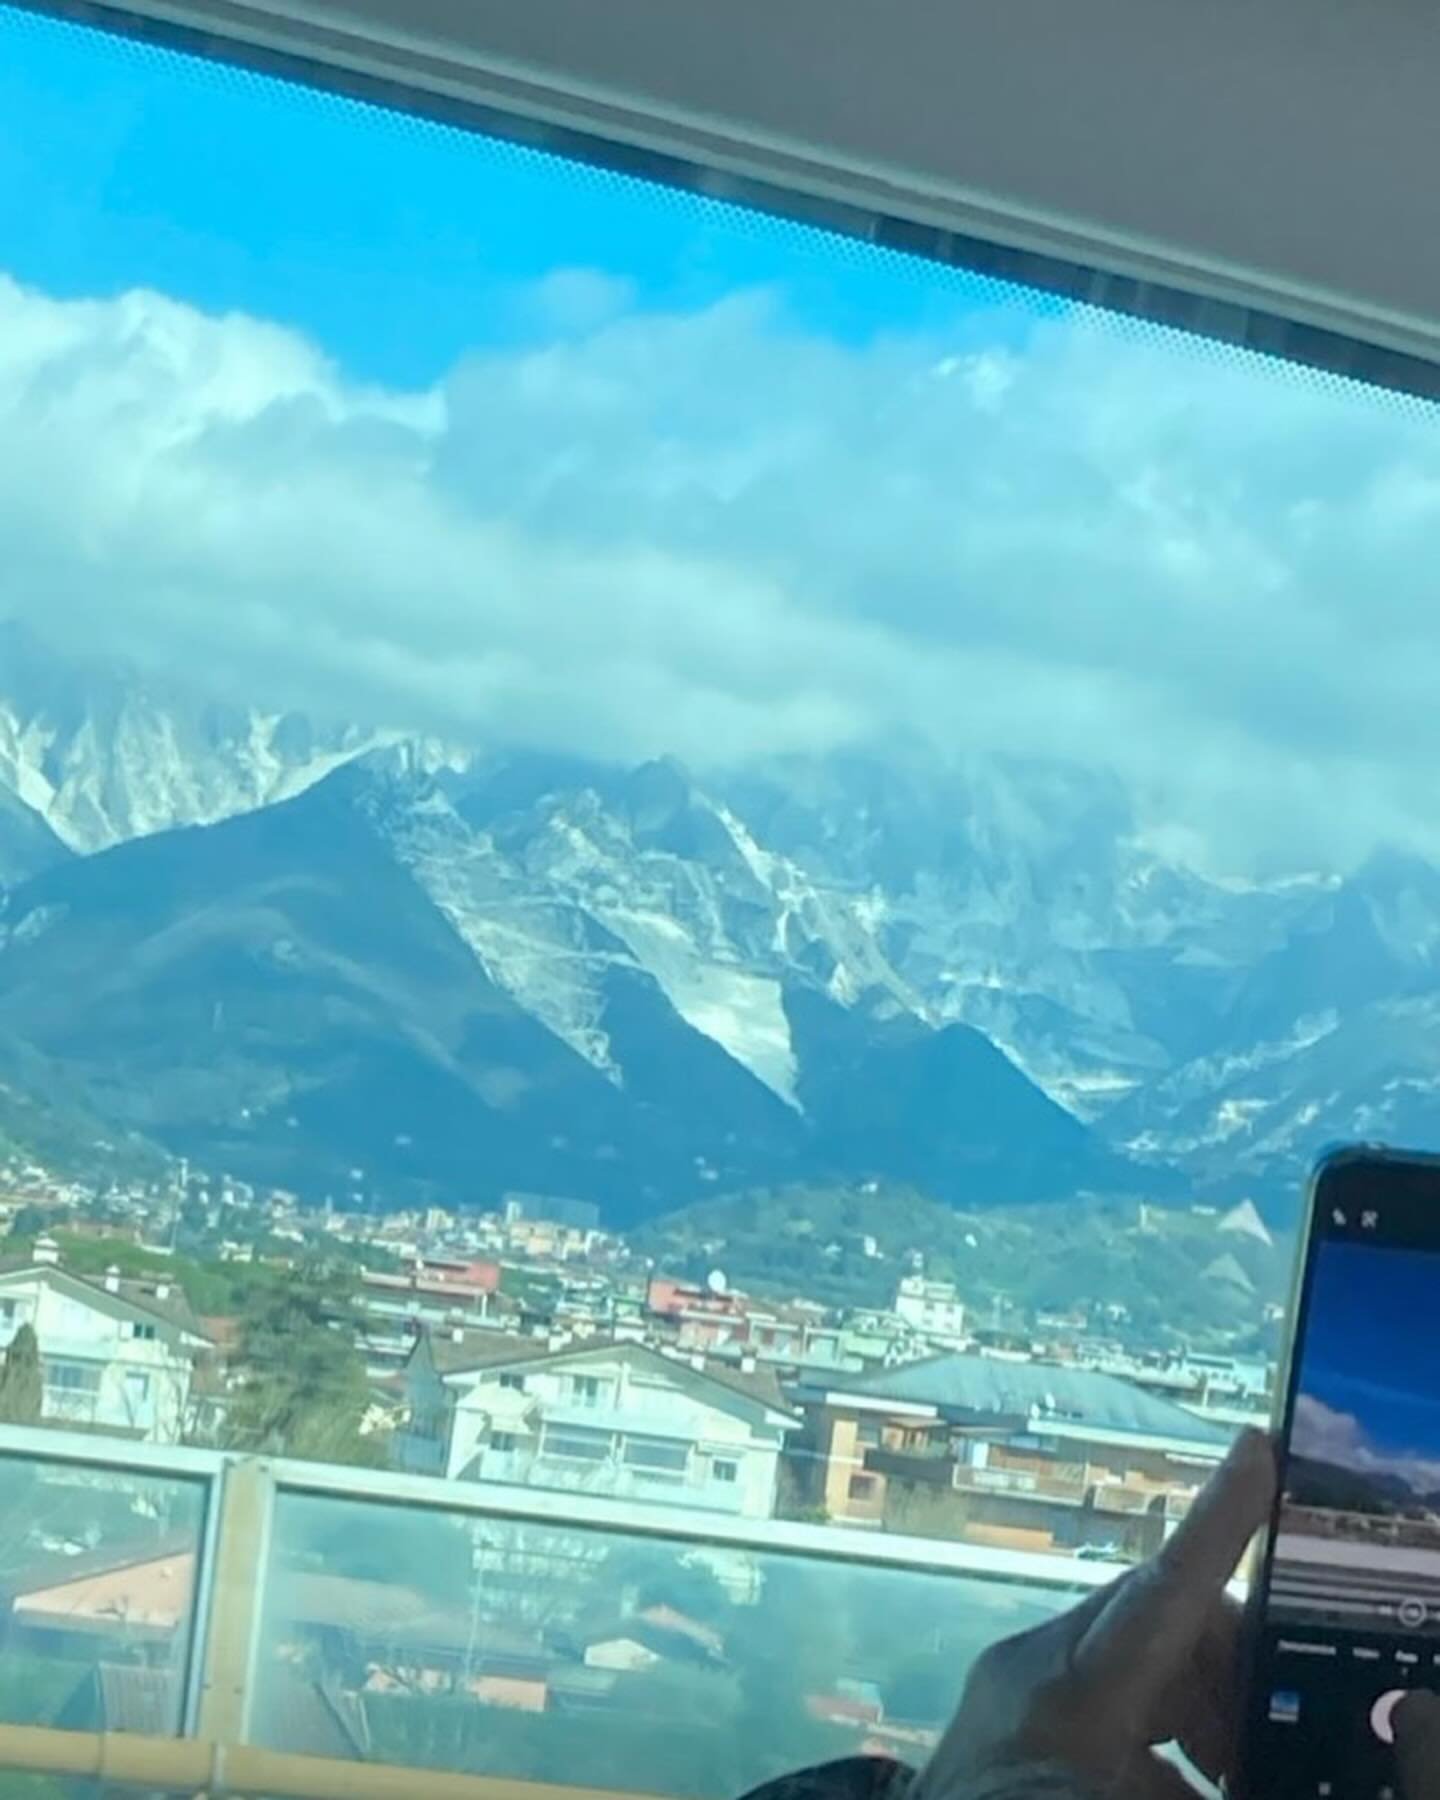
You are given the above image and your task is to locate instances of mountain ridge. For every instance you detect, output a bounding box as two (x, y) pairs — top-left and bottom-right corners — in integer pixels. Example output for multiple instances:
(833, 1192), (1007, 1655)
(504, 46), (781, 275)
(5, 620), (1440, 1223)
(0, 756), (1123, 1218)
(0, 783), (70, 887)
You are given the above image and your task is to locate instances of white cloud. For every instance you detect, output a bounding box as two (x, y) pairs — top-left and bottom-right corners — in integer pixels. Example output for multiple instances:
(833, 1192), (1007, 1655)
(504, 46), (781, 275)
(1293, 1394), (1440, 1494)
(1, 267), (1439, 876)
(1293, 1394), (1370, 1466)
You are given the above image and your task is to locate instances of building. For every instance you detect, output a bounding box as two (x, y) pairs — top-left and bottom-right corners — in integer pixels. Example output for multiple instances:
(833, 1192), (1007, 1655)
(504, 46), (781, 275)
(790, 1352), (1229, 1555)
(503, 1218), (602, 1262)
(838, 1311), (930, 1371)
(395, 1332), (796, 1518)
(272, 1569), (551, 1710)
(892, 1277), (966, 1342)
(356, 1259), (506, 1369)
(5, 1540), (196, 1667)
(647, 1278), (856, 1371)
(645, 1276), (749, 1345)
(0, 1250), (212, 1444)
(502, 1193), (601, 1233)
(1086, 1348), (1274, 1429)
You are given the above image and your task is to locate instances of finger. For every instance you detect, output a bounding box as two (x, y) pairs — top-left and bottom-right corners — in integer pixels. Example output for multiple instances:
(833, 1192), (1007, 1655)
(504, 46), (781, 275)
(1154, 1428), (1276, 1591)
(1395, 1690), (1440, 1800)
(1075, 1430), (1275, 1694)
(1171, 1597), (1244, 1781)
(977, 1561), (1130, 1684)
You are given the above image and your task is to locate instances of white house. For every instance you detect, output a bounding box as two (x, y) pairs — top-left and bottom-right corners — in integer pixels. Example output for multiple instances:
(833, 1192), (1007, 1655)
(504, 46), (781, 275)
(396, 1331), (796, 1519)
(0, 1247), (212, 1444)
(893, 1276), (966, 1342)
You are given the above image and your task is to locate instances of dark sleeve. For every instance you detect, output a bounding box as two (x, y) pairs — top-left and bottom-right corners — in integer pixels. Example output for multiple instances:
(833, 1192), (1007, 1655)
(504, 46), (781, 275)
(738, 1760), (1098, 1800)
(737, 1755), (917, 1800)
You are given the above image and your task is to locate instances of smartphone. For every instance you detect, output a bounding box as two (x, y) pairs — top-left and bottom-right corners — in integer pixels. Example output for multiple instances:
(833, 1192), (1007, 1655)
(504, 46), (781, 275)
(1239, 1146), (1440, 1799)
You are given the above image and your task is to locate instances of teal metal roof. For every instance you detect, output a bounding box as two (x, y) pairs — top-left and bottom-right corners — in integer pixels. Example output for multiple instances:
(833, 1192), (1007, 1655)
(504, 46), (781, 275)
(841, 1354), (1229, 1448)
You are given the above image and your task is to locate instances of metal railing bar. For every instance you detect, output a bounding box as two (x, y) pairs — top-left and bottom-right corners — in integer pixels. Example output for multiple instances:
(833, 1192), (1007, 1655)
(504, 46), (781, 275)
(0, 1422), (1118, 1589)
(0, 1423), (224, 1479)
(0, 1722), (650, 1800)
(268, 1456), (1116, 1590)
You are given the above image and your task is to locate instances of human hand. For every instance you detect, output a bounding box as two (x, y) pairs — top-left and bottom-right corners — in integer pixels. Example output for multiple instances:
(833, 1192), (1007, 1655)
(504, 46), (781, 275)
(912, 1428), (1276, 1800)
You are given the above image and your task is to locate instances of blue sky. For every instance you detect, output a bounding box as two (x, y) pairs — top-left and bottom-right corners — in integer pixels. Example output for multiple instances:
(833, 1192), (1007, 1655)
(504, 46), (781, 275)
(1, 2), (1437, 879)
(1301, 1240), (1440, 1461)
(0, 1), (1005, 386)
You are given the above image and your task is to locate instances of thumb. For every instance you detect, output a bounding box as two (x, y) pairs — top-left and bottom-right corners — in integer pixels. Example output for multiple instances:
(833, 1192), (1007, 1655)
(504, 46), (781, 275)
(1396, 1691), (1440, 1800)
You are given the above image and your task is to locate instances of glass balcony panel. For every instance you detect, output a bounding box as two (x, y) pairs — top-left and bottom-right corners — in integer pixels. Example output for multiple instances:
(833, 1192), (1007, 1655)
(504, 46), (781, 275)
(254, 1488), (1088, 1797)
(0, 1452), (207, 1738)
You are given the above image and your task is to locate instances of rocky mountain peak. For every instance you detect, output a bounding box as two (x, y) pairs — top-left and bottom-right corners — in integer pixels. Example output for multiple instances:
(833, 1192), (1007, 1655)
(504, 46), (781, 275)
(4, 624), (1440, 1223)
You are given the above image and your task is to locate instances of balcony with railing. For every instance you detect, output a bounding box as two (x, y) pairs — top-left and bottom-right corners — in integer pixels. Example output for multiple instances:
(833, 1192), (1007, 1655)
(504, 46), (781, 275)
(0, 1423), (1112, 1799)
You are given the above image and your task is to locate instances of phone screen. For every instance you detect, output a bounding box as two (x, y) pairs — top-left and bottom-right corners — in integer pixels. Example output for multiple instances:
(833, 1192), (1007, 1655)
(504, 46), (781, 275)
(1242, 1153), (1440, 1800)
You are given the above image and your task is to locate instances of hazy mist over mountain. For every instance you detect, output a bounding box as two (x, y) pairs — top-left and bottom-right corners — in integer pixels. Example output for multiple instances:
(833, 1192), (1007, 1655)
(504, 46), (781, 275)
(5, 621), (1440, 1223)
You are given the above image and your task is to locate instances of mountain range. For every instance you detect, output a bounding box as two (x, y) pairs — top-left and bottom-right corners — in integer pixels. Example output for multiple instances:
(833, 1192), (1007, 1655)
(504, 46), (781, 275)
(1285, 1453), (1440, 1518)
(2, 621), (1438, 1225)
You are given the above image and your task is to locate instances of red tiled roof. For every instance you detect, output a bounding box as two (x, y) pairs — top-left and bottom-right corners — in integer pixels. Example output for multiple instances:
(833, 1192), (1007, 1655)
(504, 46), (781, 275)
(199, 1315), (242, 1351)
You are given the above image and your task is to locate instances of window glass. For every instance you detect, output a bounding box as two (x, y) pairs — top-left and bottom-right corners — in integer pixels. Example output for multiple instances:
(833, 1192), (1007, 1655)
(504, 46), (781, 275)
(0, 1453), (206, 1737)
(256, 1489), (1083, 1797)
(0, 0), (1437, 1782)
(542, 1428), (613, 1463)
(46, 1364), (101, 1395)
(623, 1437), (691, 1473)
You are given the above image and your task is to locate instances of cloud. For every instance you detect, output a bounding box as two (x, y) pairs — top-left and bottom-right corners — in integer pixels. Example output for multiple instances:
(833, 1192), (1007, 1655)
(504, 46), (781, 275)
(1, 267), (1438, 876)
(1293, 1394), (1440, 1494)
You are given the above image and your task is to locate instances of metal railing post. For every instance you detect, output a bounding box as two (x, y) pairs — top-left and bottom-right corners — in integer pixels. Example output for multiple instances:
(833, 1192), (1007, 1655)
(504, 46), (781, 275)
(194, 1457), (276, 1744)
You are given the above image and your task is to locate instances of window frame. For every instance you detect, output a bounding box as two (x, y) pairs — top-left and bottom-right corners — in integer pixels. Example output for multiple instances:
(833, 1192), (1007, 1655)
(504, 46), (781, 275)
(47, 1360), (104, 1395)
(15, 0), (1435, 411)
(540, 1424), (613, 1464)
(622, 1435), (690, 1476)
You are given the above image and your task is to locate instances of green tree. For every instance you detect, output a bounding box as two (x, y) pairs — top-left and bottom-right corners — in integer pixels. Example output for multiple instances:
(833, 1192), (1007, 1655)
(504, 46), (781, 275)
(223, 1261), (382, 1466)
(6, 1206), (53, 1243)
(0, 1324), (43, 1426)
(292, 1499), (475, 1604)
(602, 1542), (733, 1625)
